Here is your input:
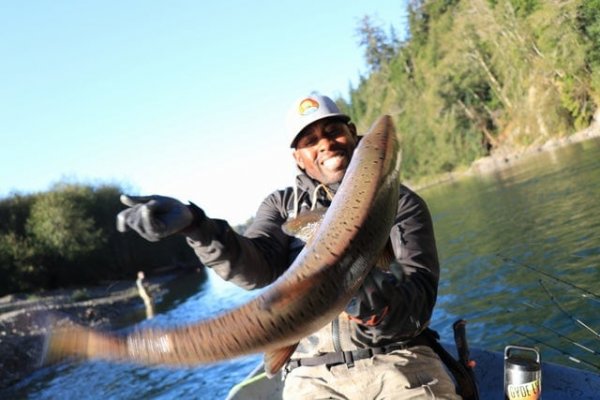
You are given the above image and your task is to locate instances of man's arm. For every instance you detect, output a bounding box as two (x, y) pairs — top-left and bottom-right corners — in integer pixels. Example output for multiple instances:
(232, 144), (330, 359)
(116, 191), (294, 290)
(185, 190), (292, 290)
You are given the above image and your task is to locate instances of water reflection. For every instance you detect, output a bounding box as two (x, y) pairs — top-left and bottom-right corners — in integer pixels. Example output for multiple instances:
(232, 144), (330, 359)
(424, 138), (600, 371)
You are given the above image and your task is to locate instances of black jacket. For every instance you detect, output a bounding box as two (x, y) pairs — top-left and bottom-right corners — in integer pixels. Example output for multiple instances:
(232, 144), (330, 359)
(185, 172), (440, 352)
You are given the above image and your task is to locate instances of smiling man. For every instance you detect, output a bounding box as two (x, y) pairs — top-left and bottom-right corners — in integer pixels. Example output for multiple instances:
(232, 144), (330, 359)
(289, 97), (357, 185)
(117, 94), (464, 399)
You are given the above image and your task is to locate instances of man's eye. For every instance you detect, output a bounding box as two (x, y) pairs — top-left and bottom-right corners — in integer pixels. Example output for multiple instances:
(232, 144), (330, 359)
(325, 129), (342, 138)
(299, 136), (318, 147)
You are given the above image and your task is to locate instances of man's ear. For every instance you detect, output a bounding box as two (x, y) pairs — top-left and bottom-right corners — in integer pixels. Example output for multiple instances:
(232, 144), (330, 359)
(348, 122), (358, 142)
(293, 150), (305, 170)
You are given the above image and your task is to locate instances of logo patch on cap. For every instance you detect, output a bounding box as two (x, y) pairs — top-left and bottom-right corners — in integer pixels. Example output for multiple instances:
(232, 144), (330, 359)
(298, 98), (319, 116)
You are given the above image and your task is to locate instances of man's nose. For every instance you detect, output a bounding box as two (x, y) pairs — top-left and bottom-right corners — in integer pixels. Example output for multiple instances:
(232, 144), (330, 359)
(317, 136), (334, 152)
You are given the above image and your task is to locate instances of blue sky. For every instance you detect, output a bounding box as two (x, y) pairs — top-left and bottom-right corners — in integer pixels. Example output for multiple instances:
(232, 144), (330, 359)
(1, 1), (408, 224)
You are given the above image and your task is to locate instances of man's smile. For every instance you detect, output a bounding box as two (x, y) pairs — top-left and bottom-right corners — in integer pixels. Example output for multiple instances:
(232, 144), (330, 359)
(319, 152), (347, 170)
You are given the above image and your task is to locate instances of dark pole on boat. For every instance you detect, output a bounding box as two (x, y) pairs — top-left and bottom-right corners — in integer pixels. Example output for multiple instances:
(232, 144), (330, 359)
(453, 320), (477, 371)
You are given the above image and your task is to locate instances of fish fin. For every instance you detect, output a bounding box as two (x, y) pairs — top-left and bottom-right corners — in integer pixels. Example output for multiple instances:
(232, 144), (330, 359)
(264, 343), (299, 378)
(375, 239), (395, 271)
(282, 209), (325, 243)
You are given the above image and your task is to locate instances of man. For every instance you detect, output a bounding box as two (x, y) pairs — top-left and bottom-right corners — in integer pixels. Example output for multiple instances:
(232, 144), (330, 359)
(117, 94), (462, 399)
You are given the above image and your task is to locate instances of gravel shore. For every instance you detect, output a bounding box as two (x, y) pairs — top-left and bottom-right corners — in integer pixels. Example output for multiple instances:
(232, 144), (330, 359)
(0, 270), (198, 389)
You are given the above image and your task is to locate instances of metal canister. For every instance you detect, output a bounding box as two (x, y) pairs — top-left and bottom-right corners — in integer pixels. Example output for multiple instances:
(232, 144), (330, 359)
(504, 345), (542, 400)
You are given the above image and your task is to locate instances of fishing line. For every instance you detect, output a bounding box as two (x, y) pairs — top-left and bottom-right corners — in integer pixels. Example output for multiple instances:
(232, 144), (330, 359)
(506, 305), (597, 349)
(538, 279), (600, 340)
(520, 300), (542, 310)
(506, 305), (600, 363)
(514, 331), (600, 371)
(540, 325), (600, 356)
(497, 253), (600, 301)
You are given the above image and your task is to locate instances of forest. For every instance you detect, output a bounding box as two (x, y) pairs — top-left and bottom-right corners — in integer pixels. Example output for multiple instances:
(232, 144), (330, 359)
(1, 0), (599, 295)
(0, 183), (201, 295)
(341, 0), (600, 181)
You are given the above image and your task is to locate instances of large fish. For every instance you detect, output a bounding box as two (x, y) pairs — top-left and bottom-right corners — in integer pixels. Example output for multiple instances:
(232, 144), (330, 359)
(43, 115), (402, 377)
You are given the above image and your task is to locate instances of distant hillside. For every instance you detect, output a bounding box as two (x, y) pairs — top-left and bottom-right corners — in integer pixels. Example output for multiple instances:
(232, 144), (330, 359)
(341, 0), (600, 182)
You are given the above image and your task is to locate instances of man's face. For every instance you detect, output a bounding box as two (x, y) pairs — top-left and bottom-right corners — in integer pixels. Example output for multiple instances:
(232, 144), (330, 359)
(293, 118), (358, 185)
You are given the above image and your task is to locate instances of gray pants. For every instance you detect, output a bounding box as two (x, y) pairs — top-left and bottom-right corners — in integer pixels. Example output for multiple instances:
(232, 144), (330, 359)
(282, 345), (462, 400)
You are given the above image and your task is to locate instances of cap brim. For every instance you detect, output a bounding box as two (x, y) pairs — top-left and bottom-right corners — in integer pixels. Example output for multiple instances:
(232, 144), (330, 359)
(290, 114), (350, 147)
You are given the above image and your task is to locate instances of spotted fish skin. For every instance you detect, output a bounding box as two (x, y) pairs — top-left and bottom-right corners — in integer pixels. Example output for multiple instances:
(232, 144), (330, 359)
(43, 115), (402, 377)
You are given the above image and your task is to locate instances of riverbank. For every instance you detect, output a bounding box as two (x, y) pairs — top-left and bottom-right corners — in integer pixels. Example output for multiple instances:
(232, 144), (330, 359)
(0, 268), (204, 389)
(410, 111), (600, 191)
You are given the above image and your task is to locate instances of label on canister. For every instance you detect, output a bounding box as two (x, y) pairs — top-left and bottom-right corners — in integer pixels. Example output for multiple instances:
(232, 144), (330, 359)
(506, 379), (541, 400)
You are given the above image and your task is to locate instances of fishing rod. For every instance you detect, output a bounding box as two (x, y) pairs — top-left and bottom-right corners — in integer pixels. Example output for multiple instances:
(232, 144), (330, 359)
(538, 279), (600, 339)
(506, 305), (599, 355)
(514, 331), (600, 371)
(540, 325), (600, 357)
(496, 253), (600, 301)
(511, 307), (599, 352)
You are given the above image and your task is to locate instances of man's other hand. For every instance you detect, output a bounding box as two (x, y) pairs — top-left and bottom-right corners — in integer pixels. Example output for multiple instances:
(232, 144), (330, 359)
(116, 194), (194, 242)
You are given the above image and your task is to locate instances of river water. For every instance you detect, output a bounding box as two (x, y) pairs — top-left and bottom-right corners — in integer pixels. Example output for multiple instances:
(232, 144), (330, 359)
(5, 138), (600, 399)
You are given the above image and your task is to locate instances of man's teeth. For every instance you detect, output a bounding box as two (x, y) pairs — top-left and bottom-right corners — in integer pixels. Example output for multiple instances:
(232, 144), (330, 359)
(323, 155), (343, 169)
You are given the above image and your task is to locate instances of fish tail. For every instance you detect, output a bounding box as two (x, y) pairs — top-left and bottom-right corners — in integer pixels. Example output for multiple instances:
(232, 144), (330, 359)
(42, 323), (127, 365)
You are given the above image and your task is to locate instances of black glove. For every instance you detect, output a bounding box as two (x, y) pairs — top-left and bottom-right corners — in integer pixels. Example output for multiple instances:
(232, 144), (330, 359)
(346, 270), (396, 326)
(116, 194), (195, 242)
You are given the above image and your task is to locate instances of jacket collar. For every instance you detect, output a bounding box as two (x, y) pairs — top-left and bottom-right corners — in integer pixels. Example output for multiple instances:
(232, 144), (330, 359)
(294, 172), (341, 210)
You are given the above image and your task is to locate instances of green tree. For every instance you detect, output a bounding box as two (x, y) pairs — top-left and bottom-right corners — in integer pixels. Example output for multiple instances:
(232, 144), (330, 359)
(26, 184), (104, 260)
(576, 0), (600, 99)
(509, 0), (538, 17)
(345, 0), (599, 184)
(356, 15), (399, 72)
(0, 182), (203, 295)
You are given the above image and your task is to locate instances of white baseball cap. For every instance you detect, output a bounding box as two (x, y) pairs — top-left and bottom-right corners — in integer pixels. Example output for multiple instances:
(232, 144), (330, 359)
(285, 94), (350, 147)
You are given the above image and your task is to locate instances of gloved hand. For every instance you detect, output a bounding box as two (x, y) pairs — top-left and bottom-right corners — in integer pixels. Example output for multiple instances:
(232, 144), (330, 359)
(346, 270), (396, 326)
(116, 194), (194, 242)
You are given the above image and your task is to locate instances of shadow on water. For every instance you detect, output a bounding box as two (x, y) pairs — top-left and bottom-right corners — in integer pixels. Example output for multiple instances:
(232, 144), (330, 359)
(424, 138), (600, 373)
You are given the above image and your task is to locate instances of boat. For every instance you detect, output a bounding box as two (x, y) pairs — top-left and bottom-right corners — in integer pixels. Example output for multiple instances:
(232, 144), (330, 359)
(226, 344), (600, 399)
